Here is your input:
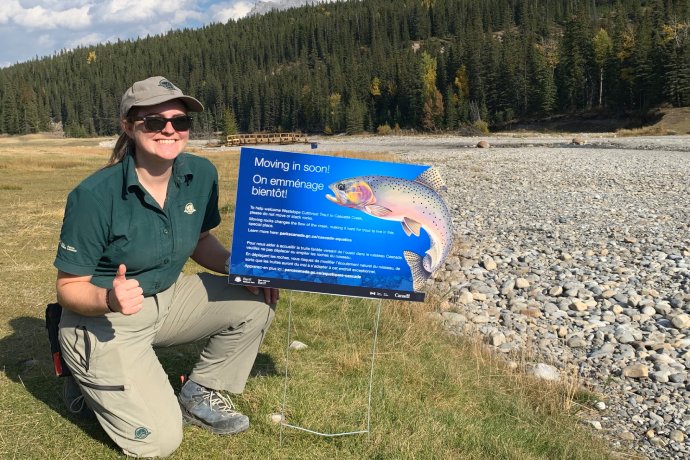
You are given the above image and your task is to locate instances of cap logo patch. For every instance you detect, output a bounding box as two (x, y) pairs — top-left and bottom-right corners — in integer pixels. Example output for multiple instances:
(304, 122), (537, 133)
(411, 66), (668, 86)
(158, 79), (176, 91)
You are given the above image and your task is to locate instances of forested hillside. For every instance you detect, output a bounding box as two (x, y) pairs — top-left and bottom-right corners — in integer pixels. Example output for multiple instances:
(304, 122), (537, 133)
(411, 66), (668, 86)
(0, 0), (688, 137)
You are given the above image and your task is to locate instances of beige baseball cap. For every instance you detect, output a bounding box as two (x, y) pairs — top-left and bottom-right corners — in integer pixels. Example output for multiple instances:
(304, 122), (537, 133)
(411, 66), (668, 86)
(120, 76), (204, 117)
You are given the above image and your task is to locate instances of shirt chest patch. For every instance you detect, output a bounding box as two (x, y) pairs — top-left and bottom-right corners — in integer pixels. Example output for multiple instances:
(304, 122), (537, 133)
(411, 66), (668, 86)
(183, 202), (197, 215)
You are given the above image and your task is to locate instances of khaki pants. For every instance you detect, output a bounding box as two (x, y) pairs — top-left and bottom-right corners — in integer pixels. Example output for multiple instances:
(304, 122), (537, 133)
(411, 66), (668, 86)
(59, 273), (275, 457)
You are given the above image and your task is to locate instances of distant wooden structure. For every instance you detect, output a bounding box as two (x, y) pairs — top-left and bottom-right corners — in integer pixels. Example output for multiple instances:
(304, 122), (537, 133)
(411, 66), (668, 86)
(226, 132), (308, 146)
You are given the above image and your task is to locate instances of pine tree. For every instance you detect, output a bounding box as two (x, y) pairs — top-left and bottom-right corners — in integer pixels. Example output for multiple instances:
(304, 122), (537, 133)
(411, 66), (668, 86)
(556, 13), (594, 110)
(19, 83), (40, 133)
(345, 96), (365, 134)
(531, 38), (558, 114)
(2, 82), (20, 134)
(223, 107), (239, 136)
(663, 20), (690, 106)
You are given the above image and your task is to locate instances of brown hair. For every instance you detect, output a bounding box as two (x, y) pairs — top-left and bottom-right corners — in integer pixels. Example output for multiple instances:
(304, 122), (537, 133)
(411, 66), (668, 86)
(107, 131), (135, 167)
(105, 119), (135, 168)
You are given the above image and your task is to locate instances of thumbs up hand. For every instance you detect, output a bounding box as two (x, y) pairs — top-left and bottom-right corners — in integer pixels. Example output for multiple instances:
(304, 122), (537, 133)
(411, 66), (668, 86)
(110, 264), (144, 315)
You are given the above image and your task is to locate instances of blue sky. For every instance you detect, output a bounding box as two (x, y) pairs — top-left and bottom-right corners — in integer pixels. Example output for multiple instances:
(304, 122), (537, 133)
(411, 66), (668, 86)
(0, 1), (329, 68)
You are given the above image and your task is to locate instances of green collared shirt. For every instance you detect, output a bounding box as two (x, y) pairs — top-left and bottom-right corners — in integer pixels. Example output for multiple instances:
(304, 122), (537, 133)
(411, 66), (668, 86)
(54, 151), (221, 296)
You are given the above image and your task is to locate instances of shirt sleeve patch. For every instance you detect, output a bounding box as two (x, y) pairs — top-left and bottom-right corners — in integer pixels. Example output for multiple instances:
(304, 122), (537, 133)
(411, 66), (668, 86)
(59, 240), (78, 253)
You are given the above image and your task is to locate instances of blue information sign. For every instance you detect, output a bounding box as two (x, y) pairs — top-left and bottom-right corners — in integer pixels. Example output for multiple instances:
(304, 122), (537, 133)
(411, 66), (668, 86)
(228, 148), (453, 302)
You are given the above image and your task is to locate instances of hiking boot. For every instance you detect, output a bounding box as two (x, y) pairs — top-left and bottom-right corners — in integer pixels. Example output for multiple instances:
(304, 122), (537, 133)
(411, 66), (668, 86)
(62, 376), (96, 419)
(178, 379), (249, 435)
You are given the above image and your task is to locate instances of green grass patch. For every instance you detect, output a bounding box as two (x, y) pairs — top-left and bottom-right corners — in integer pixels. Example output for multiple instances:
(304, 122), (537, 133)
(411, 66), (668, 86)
(0, 137), (620, 459)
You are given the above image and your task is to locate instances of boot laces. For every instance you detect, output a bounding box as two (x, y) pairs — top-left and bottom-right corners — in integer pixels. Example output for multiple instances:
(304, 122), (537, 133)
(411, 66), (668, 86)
(205, 389), (242, 416)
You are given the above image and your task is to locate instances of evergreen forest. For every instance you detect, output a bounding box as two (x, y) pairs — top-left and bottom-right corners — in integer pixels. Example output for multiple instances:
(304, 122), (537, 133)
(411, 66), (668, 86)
(0, 0), (689, 137)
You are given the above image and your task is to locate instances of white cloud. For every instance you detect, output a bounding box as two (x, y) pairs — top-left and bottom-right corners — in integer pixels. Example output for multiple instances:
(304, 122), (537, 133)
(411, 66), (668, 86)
(0, 1), (26, 24)
(210, 1), (252, 23)
(172, 8), (204, 24)
(97, 0), (199, 24)
(98, 0), (157, 21)
(21, 1), (91, 7)
(37, 33), (55, 48)
(135, 21), (175, 37)
(65, 32), (103, 50)
(0, 1), (91, 29)
(17, 5), (91, 29)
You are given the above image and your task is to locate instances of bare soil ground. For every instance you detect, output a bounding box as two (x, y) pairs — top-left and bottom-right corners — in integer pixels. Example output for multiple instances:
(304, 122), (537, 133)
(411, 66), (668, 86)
(494, 106), (690, 135)
(655, 106), (690, 134)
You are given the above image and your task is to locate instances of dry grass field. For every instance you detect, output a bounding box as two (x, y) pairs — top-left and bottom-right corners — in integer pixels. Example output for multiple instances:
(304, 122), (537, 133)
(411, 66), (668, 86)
(0, 134), (619, 459)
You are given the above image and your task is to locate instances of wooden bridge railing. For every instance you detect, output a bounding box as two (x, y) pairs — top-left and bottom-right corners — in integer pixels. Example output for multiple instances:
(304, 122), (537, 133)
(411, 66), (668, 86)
(226, 132), (308, 146)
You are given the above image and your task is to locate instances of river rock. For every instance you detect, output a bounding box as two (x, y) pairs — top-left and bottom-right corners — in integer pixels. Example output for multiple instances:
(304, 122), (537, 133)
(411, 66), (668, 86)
(385, 134), (690, 460)
(529, 363), (560, 381)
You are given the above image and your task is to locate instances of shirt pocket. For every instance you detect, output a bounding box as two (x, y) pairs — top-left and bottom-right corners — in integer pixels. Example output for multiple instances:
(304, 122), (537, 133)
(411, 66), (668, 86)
(59, 320), (129, 391)
(106, 214), (161, 273)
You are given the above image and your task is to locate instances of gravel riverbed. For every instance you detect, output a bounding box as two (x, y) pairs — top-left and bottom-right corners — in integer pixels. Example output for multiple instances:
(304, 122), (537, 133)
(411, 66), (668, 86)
(268, 133), (690, 459)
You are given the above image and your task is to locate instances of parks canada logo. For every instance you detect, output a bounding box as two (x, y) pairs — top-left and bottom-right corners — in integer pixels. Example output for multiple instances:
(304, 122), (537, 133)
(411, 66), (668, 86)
(158, 79), (176, 91)
(184, 203), (196, 215)
(134, 427), (151, 439)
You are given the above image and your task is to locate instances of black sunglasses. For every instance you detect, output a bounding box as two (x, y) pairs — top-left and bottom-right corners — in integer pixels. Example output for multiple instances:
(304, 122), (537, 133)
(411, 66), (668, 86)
(130, 115), (193, 132)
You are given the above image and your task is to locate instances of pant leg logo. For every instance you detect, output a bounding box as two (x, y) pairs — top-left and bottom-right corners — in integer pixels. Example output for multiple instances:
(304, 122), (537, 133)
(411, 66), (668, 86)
(134, 427), (151, 439)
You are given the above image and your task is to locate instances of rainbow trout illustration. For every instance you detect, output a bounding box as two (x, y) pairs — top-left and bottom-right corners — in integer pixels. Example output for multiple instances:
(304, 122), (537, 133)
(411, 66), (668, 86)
(325, 167), (453, 292)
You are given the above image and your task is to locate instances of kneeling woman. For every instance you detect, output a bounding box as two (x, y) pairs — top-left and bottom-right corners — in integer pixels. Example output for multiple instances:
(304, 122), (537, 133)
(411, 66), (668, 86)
(54, 76), (278, 457)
